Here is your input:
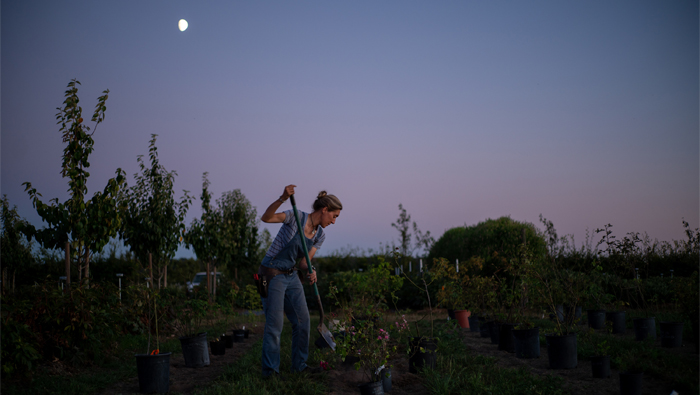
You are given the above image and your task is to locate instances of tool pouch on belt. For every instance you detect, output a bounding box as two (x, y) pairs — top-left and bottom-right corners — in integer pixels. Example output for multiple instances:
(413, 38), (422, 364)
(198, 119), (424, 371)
(253, 272), (268, 298)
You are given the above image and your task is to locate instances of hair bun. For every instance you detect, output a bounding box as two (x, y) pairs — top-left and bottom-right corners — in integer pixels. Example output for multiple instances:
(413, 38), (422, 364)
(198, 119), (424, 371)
(317, 191), (328, 199)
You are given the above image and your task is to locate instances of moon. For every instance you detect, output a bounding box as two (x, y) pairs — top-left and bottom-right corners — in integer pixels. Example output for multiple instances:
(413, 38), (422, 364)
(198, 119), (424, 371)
(178, 19), (188, 32)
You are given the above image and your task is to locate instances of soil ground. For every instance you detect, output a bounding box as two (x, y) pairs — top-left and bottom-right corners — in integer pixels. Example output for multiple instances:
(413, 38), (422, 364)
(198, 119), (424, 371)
(99, 319), (429, 395)
(101, 321), (264, 395)
(97, 313), (697, 395)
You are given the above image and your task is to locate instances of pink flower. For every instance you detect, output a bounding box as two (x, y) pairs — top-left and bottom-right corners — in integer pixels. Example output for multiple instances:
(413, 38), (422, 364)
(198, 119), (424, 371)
(320, 361), (330, 370)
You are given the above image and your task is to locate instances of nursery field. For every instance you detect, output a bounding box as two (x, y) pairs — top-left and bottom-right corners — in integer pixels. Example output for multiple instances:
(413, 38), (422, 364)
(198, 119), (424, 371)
(5, 308), (696, 395)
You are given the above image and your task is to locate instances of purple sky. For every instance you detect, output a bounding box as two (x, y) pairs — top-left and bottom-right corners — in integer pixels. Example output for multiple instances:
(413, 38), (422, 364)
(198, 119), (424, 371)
(2, 1), (698, 259)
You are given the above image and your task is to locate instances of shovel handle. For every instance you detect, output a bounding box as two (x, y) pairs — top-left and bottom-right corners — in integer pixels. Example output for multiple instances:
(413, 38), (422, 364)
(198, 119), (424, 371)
(290, 195), (320, 298)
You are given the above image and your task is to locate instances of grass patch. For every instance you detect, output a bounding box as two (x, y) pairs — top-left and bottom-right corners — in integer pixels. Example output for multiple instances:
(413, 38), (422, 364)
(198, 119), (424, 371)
(193, 317), (328, 395)
(420, 320), (569, 395)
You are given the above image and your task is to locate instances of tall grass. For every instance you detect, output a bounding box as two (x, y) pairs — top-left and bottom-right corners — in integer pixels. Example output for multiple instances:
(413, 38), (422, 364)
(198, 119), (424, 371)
(420, 320), (569, 395)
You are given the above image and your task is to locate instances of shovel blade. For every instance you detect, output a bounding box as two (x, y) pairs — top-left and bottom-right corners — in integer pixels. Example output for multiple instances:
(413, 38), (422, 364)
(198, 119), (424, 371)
(317, 323), (336, 351)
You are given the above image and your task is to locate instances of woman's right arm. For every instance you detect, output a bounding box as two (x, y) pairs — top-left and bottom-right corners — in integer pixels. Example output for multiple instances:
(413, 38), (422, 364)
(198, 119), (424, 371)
(261, 184), (296, 223)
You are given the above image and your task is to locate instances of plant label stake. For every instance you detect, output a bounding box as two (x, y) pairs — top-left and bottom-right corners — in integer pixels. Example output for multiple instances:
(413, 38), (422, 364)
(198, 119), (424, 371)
(289, 194), (336, 350)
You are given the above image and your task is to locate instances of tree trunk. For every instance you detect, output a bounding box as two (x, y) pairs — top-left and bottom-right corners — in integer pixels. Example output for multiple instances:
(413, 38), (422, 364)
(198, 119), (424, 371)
(84, 252), (90, 288)
(213, 265), (217, 303)
(149, 252), (154, 289)
(206, 261), (211, 304)
(65, 242), (71, 289)
(164, 264), (168, 288)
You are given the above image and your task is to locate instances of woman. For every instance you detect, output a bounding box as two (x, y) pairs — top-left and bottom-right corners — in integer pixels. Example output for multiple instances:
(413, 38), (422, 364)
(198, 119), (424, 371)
(259, 184), (342, 378)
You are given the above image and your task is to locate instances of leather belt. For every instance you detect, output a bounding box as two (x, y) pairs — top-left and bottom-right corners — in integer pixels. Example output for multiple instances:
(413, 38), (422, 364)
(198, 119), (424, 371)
(259, 265), (297, 278)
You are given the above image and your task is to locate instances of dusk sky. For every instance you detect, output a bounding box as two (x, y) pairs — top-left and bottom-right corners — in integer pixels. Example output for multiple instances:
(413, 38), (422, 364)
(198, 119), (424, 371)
(2, 1), (698, 259)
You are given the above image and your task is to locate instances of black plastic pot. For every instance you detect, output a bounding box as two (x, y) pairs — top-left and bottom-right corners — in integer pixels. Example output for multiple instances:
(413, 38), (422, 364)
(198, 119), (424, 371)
(374, 367), (392, 393)
(244, 329), (251, 339)
(135, 352), (171, 394)
(513, 327), (540, 359)
(222, 334), (234, 348)
(358, 380), (385, 395)
(498, 323), (519, 353)
(587, 310), (606, 330)
(659, 322), (684, 348)
(590, 355), (610, 378)
(210, 340), (225, 356)
(179, 332), (210, 368)
(619, 371), (643, 395)
(633, 317), (656, 341)
(479, 318), (490, 338)
(408, 337), (438, 373)
(545, 333), (577, 369)
(487, 321), (501, 345)
(447, 309), (455, 320)
(233, 329), (245, 343)
(606, 311), (626, 334)
(468, 316), (480, 332)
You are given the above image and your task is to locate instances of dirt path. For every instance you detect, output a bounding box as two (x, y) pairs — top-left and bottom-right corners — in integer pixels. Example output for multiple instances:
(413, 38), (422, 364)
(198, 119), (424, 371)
(324, 353), (429, 395)
(459, 326), (695, 395)
(101, 322), (264, 395)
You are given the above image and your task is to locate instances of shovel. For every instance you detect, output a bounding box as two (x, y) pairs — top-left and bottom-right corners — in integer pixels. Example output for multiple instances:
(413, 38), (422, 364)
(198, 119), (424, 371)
(290, 194), (336, 351)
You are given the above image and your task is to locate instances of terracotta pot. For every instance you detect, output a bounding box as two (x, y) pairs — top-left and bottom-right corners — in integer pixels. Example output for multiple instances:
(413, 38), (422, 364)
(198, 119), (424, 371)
(454, 310), (471, 328)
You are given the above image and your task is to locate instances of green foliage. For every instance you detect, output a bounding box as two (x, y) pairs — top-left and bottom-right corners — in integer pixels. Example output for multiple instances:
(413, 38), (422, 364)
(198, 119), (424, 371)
(0, 278), (129, 378)
(22, 79), (125, 282)
(429, 216), (547, 276)
(327, 257), (403, 319)
(432, 257), (483, 311)
(119, 134), (192, 288)
(185, 173), (262, 288)
(1, 196), (37, 292)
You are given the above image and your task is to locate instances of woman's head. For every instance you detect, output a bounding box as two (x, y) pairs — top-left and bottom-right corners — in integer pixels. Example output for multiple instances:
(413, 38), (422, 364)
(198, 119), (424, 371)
(313, 191), (342, 228)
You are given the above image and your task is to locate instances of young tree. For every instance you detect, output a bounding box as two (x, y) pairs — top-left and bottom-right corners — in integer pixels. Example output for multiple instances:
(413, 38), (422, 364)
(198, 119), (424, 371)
(185, 173), (221, 300)
(1, 196), (36, 293)
(23, 80), (125, 285)
(391, 203), (434, 264)
(186, 173), (261, 297)
(119, 134), (192, 289)
(216, 189), (259, 277)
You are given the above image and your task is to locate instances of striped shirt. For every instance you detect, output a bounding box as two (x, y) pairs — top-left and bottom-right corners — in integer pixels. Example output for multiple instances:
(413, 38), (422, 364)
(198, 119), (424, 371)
(264, 210), (325, 259)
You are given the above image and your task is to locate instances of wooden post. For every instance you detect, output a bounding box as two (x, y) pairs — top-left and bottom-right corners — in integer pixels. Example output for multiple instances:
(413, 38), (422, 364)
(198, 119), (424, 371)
(65, 241), (71, 289)
(149, 253), (154, 289)
(164, 263), (168, 288)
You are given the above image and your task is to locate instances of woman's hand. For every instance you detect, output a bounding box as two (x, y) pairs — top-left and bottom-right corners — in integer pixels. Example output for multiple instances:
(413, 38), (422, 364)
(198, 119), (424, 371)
(281, 184), (296, 200)
(299, 259), (317, 284)
(307, 270), (317, 285)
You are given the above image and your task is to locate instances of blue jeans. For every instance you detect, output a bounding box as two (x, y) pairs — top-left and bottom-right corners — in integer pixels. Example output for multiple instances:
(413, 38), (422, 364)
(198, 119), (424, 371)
(261, 271), (310, 376)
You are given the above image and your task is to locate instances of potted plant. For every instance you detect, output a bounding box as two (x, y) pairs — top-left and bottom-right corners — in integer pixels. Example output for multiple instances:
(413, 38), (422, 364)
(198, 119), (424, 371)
(433, 256), (483, 329)
(397, 254), (440, 374)
(135, 287), (171, 394)
(525, 216), (586, 369)
(590, 337), (611, 379)
(334, 319), (393, 394)
(582, 260), (613, 330)
(175, 297), (210, 368)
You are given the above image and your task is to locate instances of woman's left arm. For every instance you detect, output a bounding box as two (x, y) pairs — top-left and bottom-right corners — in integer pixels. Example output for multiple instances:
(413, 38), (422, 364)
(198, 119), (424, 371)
(299, 247), (317, 284)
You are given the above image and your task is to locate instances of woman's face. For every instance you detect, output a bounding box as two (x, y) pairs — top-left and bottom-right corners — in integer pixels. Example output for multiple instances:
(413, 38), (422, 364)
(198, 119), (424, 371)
(320, 208), (341, 228)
